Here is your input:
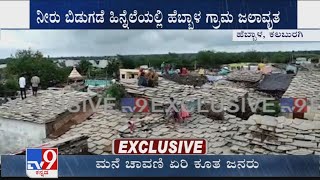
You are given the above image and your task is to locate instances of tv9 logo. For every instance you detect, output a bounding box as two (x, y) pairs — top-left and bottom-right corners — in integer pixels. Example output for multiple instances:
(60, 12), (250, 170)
(26, 148), (58, 178)
(121, 98), (149, 113)
(280, 98), (308, 113)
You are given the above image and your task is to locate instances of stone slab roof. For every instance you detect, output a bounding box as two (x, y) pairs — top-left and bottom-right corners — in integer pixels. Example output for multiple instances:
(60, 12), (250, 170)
(227, 70), (263, 83)
(283, 71), (320, 99)
(121, 78), (248, 103)
(0, 89), (96, 124)
(232, 114), (320, 155)
(55, 107), (246, 155)
(53, 108), (320, 155)
(0, 135), (89, 165)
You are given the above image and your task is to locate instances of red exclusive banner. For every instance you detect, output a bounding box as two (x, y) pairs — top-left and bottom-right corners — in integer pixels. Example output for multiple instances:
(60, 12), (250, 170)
(112, 139), (207, 154)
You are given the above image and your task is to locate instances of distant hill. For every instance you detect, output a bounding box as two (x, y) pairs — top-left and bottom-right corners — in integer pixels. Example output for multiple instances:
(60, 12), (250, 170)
(50, 53), (197, 60)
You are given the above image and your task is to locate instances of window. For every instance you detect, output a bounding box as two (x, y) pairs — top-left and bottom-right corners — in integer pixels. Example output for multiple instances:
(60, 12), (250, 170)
(121, 74), (125, 79)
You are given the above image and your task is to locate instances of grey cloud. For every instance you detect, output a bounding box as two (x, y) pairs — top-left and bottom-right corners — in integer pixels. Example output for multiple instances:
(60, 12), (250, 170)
(0, 30), (320, 58)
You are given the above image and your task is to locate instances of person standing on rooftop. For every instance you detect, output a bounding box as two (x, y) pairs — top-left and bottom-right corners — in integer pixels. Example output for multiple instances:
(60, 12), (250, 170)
(199, 67), (205, 77)
(19, 74), (26, 99)
(31, 75), (40, 96)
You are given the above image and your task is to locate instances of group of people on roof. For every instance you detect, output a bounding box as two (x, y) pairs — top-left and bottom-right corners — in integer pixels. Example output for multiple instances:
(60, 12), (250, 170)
(128, 97), (191, 134)
(166, 97), (190, 123)
(18, 74), (41, 100)
(137, 68), (159, 87)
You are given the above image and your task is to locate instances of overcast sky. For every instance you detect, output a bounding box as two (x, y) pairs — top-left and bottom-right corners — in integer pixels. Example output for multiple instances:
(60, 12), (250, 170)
(0, 30), (320, 58)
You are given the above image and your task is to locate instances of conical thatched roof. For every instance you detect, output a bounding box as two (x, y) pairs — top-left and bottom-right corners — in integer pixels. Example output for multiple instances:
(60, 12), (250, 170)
(68, 67), (83, 80)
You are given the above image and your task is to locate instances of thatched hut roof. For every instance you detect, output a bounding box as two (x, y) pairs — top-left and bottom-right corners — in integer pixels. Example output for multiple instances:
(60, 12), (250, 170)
(68, 67), (83, 80)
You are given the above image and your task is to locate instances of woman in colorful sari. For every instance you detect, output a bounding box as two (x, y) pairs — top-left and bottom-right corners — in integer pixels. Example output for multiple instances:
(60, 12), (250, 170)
(179, 103), (190, 121)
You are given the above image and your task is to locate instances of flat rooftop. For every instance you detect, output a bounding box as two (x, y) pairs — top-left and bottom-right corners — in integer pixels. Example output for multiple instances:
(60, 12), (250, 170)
(283, 71), (320, 99)
(0, 88), (96, 124)
(54, 106), (244, 155)
(121, 78), (249, 103)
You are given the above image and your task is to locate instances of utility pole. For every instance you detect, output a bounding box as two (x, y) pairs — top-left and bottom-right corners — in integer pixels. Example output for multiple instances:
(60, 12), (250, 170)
(194, 60), (197, 70)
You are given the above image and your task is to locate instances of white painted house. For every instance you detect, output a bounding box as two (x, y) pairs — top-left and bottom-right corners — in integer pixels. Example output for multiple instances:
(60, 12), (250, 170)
(295, 57), (311, 65)
(119, 69), (140, 80)
(0, 89), (96, 155)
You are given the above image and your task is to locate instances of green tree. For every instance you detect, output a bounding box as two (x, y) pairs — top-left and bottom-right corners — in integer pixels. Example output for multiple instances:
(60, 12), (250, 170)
(106, 59), (120, 79)
(196, 51), (214, 68)
(90, 67), (106, 78)
(105, 83), (126, 109)
(118, 55), (136, 69)
(6, 49), (69, 89)
(77, 59), (92, 75)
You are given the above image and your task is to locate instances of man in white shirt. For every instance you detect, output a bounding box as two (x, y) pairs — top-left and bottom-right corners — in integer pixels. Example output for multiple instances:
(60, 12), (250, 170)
(31, 75), (40, 96)
(19, 74), (26, 99)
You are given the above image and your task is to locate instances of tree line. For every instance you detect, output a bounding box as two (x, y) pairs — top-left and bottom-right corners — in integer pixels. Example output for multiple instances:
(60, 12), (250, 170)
(0, 49), (319, 97)
(0, 49), (119, 97)
(118, 50), (319, 69)
(0, 49), (71, 96)
(1, 50), (320, 67)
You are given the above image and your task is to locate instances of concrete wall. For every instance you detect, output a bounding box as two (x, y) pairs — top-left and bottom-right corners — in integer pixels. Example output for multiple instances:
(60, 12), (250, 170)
(0, 118), (46, 154)
(47, 96), (97, 138)
(121, 72), (138, 79)
(14, 135), (90, 155)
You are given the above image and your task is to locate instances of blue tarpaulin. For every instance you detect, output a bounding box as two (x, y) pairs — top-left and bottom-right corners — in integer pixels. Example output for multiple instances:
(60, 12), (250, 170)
(206, 75), (224, 82)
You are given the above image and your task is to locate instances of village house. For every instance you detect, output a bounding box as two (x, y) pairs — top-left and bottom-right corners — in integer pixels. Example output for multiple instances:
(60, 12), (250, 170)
(119, 69), (139, 80)
(2, 63), (320, 163)
(119, 67), (151, 80)
(295, 57), (320, 65)
(0, 88), (97, 155)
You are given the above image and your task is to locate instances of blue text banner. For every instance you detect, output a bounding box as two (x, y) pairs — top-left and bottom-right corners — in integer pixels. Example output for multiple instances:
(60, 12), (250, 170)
(1, 155), (319, 177)
(30, 0), (297, 30)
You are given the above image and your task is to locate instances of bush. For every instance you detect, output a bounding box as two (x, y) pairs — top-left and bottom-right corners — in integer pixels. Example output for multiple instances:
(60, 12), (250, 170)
(90, 68), (106, 78)
(106, 83), (126, 100)
(105, 83), (126, 109)
(5, 78), (19, 91)
(0, 77), (19, 97)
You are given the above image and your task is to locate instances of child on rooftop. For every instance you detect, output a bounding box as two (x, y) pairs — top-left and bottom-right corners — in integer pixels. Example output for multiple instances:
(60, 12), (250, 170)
(168, 97), (181, 122)
(128, 116), (136, 134)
